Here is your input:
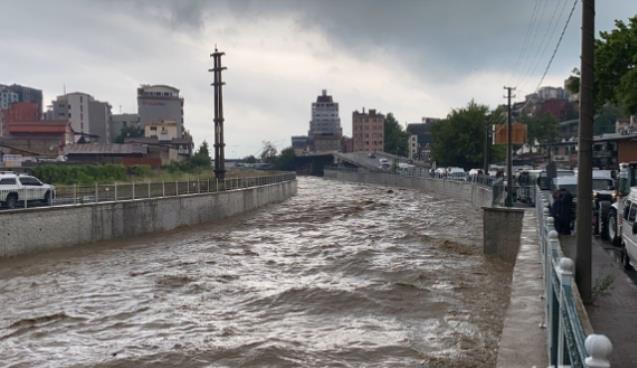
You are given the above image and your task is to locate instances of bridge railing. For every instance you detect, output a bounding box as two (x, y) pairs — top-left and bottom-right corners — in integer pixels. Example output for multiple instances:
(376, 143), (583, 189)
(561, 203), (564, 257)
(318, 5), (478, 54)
(535, 186), (613, 367)
(1, 172), (296, 210)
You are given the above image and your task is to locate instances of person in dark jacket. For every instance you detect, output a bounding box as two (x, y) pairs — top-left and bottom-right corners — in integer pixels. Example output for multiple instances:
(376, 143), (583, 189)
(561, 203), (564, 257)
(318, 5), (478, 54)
(559, 189), (574, 235)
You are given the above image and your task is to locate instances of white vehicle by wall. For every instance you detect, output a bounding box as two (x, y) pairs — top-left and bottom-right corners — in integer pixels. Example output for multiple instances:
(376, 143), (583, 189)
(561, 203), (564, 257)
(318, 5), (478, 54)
(446, 167), (467, 181)
(620, 188), (637, 270)
(0, 171), (55, 209)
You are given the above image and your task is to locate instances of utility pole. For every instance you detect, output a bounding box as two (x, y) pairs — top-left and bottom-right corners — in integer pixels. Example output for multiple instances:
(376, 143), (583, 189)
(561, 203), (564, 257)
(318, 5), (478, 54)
(576, 0), (594, 305)
(504, 86), (516, 207)
(483, 122), (490, 174)
(210, 48), (227, 180)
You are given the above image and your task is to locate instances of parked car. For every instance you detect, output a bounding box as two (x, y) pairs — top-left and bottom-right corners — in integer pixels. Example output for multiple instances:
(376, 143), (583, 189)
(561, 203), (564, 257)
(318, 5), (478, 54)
(0, 171), (56, 209)
(620, 187), (637, 270)
(446, 167), (467, 181)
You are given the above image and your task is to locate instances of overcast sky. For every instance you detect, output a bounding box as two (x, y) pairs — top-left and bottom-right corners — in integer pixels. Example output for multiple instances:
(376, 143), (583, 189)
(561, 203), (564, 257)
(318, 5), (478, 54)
(2, 0), (636, 157)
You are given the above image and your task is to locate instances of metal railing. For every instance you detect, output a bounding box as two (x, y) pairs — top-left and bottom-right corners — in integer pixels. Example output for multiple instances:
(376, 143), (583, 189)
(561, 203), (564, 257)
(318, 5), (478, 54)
(536, 186), (613, 367)
(0, 173), (296, 210)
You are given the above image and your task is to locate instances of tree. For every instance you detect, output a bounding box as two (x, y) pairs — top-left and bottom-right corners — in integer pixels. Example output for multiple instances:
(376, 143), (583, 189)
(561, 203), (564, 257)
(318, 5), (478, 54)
(274, 147), (296, 171)
(430, 101), (499, 169)
(243, 155), (257, 164)
(190, 141), (212, 167)
(383, 113), (408, 156)
(260, 141), (278, 164)
(113, 126), (144, 143)
(566, 16), (637, 114)
(520, 113), (559, 148)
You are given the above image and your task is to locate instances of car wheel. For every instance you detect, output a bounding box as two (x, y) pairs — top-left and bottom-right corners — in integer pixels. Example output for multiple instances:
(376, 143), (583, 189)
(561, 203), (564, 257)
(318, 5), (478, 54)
(623, 248), (634, 271)
(42, 191), (51, 205)
(6, 194), (18, 209)
(600, 214), (610, 240)
(608, 210), (621, 246)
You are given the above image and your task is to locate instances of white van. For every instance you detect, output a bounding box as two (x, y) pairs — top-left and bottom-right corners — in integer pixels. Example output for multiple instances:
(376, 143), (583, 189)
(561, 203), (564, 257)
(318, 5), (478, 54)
(621, 188), (637, 270)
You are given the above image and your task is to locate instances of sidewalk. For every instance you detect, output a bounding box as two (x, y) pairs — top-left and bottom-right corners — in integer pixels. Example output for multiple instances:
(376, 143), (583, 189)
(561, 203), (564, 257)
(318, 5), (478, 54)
(560, 235), (637, 367)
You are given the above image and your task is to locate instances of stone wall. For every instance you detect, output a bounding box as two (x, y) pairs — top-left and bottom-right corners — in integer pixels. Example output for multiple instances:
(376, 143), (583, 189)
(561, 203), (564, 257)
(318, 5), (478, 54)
(0, 180), (297, 257)
(324, 169), (494, 208)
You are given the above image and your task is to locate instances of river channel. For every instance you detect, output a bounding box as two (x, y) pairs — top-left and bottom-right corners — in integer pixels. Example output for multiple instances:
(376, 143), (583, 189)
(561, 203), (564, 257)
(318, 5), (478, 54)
(0, 177), (512, 367)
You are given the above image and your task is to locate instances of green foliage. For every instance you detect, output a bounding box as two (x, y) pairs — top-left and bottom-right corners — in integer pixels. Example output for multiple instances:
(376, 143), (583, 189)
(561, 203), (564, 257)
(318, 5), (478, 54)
(190, 141), (212, 168)
(260, 141), (278, 163)
(113, 125), (144, 143)
(520, 113), (559, 146)
(383, 113), (408, 156)
(274, 147), (296, 171)
(594, 104), (622, 135)
(243, 155), (257, 164)
(565, 68), (580, 95)
(31, 164), (130, 184)
(431, 101), (497, 169)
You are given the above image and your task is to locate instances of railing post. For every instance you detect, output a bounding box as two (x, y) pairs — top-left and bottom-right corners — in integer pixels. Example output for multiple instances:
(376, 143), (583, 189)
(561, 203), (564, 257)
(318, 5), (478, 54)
(207, 178), (210, 192)
(187, 178), (190, 194)
(557, 257), (575, 366)
(114, 182), (118, 201)
(547, 229), (560, 364)
(585, 334), (612, 368)
(95, 182), (98, 203)
(73, 184), (77, 205)
(148, 181), (151, 198)
(162, 180), (165, 197)
(176, 181), (178, 196)
(132, 181), (136, 200)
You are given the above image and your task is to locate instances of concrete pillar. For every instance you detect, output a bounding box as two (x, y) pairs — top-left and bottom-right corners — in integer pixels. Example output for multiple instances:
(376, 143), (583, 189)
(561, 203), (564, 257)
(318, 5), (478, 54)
(483, 207), (525, 263)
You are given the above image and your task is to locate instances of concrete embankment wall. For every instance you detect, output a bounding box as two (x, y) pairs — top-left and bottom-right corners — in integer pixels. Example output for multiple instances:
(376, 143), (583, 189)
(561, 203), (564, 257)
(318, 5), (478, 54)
(0, 180), (297, 258)
(324, 169), (494, 208)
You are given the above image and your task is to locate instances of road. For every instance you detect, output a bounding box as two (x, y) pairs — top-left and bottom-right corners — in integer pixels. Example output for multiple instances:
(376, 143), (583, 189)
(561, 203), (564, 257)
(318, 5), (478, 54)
(560, 233), (637, 367)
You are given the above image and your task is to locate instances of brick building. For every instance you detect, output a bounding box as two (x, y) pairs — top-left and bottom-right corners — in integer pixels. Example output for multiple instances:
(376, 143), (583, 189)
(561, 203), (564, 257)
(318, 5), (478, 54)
(352, 108), (384, 152)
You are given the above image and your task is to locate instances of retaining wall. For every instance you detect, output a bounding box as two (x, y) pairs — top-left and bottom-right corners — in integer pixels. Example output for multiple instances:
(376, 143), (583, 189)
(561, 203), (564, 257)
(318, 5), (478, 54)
(0, 180), (297, 258)
(324, 169), (494, 208)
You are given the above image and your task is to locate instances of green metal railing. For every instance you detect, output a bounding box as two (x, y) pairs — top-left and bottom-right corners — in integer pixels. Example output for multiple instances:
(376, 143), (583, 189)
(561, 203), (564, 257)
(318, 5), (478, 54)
(536, 187), (613, 367)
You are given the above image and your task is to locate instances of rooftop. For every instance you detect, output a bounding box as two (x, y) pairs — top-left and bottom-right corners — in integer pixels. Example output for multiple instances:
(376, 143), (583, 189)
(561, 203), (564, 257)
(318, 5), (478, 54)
(7, 121), (70, 134)
(64, 143), (147, 156)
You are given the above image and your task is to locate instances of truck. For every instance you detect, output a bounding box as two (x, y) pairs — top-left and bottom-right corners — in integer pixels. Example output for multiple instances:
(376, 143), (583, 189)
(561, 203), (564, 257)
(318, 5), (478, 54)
(0, 171), (55, 209)
(599, 162), (637, 245)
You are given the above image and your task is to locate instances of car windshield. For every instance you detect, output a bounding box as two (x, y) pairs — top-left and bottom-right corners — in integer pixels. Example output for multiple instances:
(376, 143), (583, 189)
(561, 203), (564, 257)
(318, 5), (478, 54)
(592, 179), (613, 190)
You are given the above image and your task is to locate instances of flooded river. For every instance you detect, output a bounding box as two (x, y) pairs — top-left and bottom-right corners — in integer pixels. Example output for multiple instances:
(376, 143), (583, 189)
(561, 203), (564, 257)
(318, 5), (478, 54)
(0, 177), (512, 367)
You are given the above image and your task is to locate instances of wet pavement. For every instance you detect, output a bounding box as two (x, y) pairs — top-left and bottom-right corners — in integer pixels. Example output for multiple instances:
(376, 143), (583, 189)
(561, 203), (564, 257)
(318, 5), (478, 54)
(0, 177), (512, 367)
(561, 234), (637, 367)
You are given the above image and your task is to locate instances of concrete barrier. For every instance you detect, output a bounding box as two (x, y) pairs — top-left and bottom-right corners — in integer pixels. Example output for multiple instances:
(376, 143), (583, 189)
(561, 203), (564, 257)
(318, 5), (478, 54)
(483, 207), (525, 263)
(324, 169), (494, 208)
(0, 180), (297, 258)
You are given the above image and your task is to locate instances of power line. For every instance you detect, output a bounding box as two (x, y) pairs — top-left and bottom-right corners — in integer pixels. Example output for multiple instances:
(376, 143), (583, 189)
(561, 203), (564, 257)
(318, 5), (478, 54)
(508, 0), (540, 86)
(513, 0), (549, 87)
(520, 0), (570, 91)
(532, 0), (578, 92)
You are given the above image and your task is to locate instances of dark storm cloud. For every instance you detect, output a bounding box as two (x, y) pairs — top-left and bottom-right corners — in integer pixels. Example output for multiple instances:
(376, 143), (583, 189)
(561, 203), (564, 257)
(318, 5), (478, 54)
(113, 0), (636, 86)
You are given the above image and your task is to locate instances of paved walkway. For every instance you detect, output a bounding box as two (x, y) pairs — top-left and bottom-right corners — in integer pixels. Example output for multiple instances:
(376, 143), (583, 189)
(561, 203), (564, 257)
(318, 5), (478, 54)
(496, 209), (547, 368)
(561, 235), (637, 367)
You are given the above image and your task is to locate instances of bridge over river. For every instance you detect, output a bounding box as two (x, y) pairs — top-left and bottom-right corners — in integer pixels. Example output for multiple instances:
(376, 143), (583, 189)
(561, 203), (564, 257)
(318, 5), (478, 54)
(0, 177), (512, 367)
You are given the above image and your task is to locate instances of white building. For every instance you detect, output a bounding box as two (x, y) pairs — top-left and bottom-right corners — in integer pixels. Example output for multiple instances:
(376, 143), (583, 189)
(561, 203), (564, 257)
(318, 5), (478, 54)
(408, 134), (419, 160)
(52, 92), (112, 143)
(309, 89), (342, 137)
(137, 85), (185, 138)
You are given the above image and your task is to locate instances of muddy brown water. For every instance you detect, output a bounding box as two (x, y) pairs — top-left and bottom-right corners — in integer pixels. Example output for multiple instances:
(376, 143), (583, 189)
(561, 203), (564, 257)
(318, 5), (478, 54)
(0, 177), (512, 367)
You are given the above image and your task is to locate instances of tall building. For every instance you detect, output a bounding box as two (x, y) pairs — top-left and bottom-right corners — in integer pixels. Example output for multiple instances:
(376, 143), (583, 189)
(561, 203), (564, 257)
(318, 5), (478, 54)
(52, 92), (112, 143)
(408, 134), (418, 160)
(137, 85), (184, 138)
(110, 113), (141, 142)
(352, 108), (384, 152)
(7, 84), (43, 112)
(0, 85), (19, 109)
(307, 90), (342, 151)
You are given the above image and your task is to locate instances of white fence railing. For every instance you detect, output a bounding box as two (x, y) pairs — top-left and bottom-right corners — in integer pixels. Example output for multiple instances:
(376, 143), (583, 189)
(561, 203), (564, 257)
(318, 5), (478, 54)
(0, 173), (296, 210)
(536, 186), (613, 367)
